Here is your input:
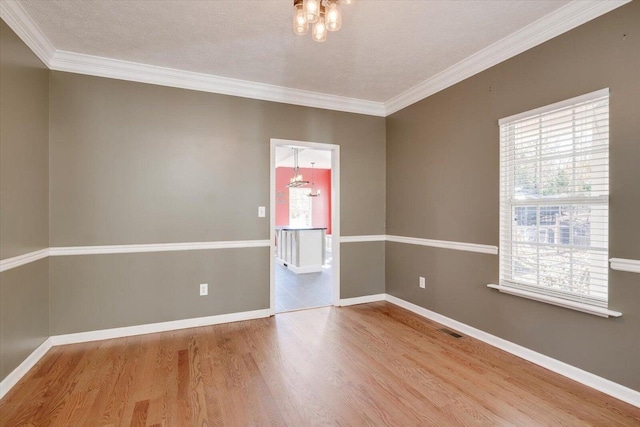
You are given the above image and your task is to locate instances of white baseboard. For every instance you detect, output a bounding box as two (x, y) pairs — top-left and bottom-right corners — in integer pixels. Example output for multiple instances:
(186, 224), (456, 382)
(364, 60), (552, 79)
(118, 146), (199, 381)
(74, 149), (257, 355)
(384, 294), (640, 408)
(0, 308), (271, 399)
(3, 298), (638, 408)
(0, 338), (53, 399)
(50, 308), (271, 346)
(338, 293), (386, 307)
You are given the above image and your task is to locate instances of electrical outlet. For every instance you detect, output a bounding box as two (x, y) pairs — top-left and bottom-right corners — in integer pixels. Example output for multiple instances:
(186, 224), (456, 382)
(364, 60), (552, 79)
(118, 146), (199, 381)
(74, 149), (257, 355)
(419, 276), (426, 289)
(199, 283), (208, 296)
(258, 206), (266, 217)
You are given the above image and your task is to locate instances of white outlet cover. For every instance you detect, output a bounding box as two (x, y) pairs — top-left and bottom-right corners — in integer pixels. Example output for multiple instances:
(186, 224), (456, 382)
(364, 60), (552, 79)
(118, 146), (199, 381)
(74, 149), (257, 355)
(200, 283), (208, 296)
(258, 206), (266, 217)
(419, 277), (426, 288)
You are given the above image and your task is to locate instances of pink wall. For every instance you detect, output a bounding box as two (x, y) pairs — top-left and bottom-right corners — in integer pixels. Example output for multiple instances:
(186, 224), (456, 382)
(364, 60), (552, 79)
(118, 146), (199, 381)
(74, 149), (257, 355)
(276, 167), (332, 235)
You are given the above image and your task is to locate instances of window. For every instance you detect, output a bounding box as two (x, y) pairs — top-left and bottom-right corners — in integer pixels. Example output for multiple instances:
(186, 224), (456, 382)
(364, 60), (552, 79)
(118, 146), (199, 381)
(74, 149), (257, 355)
(289, 187), (312, 227)
(499, 89), (609, 309)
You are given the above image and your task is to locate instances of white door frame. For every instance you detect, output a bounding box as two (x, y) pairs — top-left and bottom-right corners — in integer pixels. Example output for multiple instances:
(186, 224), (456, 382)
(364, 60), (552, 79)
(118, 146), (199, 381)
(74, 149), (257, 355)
(270, 138), (340, 315)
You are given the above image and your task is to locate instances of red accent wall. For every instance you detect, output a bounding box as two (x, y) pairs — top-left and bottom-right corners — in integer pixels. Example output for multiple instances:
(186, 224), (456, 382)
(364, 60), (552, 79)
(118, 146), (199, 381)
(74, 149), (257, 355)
(276, 167), (332, 235)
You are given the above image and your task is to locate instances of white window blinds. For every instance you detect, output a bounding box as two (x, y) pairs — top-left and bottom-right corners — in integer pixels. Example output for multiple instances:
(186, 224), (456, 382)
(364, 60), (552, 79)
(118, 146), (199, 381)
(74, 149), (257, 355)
(499, 89), (609, 308)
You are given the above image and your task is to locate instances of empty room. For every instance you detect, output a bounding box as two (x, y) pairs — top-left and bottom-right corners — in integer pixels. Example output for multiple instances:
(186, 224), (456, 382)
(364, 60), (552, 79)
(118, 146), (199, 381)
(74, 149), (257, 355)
(0, 0), (639, 425)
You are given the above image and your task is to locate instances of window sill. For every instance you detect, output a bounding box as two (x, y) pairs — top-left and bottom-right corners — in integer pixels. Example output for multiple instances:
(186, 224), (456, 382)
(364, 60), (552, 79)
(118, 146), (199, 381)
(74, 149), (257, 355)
(487, 284), (622, 318)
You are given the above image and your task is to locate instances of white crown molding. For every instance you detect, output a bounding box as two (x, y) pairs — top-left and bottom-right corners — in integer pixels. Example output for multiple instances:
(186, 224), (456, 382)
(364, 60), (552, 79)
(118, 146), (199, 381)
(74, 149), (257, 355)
(340, 235), (387, 243)
(0, 248), (49, 273)
(384, 294), (640, 408)
(48, 50), (386, 116)
(0, 337), (52, 399)
(610, 258), (640, 274)
(48, 239), (270, 256)
(2, 0), (629, 117)
(0, 0), (384, 116)
(384, 0), (632, 115)
(0, 0), (55, 65)
(386, 235), (498, 255)
(487, 284), (622, 318)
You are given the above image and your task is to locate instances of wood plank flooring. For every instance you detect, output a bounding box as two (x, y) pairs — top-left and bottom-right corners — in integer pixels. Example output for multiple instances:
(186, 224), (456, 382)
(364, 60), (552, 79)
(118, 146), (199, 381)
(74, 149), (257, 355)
(1, 302), (638, 426)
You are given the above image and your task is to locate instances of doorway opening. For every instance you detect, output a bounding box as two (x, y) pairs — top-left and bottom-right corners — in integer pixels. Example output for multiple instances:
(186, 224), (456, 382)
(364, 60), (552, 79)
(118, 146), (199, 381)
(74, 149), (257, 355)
(270, 139), (340, 314)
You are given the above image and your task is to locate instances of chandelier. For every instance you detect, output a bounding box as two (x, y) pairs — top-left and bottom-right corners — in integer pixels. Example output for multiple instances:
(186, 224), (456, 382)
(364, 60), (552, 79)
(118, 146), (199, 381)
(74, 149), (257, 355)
(293, 0), (351, 42)
(286, 148), (309, 188)
(307, 162), (321, 197)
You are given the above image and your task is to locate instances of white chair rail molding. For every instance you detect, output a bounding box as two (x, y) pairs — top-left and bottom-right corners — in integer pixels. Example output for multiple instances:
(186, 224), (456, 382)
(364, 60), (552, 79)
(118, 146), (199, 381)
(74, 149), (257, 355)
(609, 258), (640, 274)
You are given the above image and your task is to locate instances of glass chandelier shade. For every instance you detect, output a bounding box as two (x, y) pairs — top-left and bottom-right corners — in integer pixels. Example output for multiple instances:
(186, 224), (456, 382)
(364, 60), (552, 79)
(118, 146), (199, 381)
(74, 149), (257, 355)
(303, 0), (320, 24)
(325, 1), (341, 31)
(312, 15), (327, 42)
(293, 2), (308, 35)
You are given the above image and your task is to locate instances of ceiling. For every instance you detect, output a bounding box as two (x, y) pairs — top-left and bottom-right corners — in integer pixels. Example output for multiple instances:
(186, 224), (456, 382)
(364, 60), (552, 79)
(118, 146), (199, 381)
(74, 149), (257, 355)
(2, 1), (628, 115)
(276, 147), (332, 170)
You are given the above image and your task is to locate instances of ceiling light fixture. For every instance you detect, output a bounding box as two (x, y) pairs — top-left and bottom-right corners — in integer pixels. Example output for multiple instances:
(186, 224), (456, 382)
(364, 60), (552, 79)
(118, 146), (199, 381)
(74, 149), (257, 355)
(307, 162), (321, 197)
(293, 0), (350, 42)
(286, 148), (309, 188)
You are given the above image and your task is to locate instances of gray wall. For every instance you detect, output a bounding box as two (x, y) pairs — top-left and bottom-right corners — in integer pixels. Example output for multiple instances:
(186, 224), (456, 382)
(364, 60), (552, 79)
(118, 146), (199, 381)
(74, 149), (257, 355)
(0, 260), (50, 380)
(0, 21), (50, 380)
(386, 2), (640, 391)
(49, 249), (269, 334)
(2, 1), (637, 394)
(0, 21), (49, 259)
(341, 242), (385, 299)
(48, 71), (386, 333)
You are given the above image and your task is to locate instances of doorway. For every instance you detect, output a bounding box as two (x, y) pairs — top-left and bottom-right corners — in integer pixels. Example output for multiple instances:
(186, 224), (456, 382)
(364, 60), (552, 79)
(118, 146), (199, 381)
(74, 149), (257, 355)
(270, 139), (340, 314)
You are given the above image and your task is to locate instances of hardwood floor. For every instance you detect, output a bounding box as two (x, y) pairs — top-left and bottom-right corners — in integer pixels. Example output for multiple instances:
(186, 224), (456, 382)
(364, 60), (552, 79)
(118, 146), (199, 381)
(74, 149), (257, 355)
(1, 302), (638, 426)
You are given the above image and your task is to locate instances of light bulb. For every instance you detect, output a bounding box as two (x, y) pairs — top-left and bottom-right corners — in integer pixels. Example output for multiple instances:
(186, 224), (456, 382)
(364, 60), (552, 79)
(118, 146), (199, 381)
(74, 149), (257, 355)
(293, 3), (308, 35)
(325, 1), (341, 31)
(303, 0), (320, 23)
(312, 16), (327, 42)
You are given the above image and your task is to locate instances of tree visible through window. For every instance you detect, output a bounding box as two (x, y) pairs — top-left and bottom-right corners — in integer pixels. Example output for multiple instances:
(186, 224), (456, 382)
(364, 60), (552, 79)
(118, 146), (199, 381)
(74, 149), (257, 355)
(289, 188), (312, 227)
(499, 89), (609, 307)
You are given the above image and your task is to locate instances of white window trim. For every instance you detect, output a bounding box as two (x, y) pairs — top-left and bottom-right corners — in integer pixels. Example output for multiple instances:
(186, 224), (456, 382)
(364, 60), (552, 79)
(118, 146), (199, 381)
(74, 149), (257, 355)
(498, 88), (610, 125)
(493, 88), (619, 317)
(487, 284), (621, 318)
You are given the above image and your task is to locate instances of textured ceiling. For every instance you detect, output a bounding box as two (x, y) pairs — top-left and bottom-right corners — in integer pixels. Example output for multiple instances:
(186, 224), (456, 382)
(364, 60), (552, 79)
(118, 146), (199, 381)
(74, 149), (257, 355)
(19, 0), (571, 103)
(276, 147), (332, 169)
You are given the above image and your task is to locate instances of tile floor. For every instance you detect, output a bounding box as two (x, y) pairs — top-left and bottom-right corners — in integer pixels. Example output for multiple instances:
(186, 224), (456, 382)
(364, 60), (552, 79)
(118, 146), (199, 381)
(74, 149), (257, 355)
(275, 260), (333, 313)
